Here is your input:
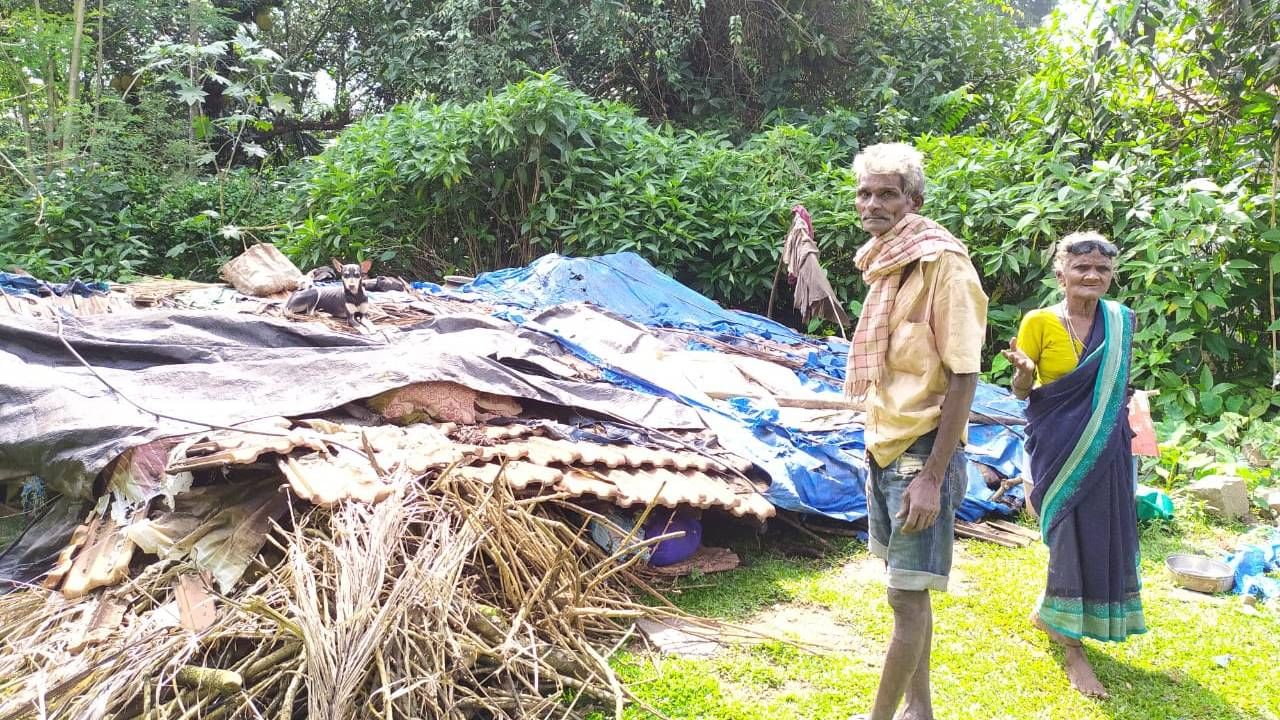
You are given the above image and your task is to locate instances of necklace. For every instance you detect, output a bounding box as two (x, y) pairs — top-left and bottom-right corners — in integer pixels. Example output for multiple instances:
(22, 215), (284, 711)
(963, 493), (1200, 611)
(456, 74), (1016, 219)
(1059, 303), (1083, 362)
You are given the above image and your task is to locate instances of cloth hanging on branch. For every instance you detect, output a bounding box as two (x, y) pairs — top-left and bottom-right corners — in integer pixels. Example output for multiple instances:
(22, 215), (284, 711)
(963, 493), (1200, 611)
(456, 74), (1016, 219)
(780, 205), (850, 329)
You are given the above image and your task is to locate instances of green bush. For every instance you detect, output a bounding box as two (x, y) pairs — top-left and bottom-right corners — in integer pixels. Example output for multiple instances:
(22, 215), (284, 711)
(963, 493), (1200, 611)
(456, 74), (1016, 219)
(289, 74), (866, 308)
(0, 167), (296, 282)
(0, 167), (152, 280)
(128, 168), (299, 280)
(921, 132), (1275, 422)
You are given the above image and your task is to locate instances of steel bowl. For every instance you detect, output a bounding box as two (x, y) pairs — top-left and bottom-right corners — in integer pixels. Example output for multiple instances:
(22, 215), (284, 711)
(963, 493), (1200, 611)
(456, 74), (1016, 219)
(1166, 553), (1235, 594)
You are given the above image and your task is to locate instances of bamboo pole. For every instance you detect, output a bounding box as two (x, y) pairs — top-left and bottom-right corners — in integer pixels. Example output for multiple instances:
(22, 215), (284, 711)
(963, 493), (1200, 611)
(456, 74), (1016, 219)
(86, 0), (105, 159)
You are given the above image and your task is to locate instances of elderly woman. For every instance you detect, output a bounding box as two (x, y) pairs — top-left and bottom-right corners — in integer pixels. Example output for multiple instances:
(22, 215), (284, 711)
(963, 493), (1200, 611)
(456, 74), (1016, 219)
(1002, 231), (1146, 699)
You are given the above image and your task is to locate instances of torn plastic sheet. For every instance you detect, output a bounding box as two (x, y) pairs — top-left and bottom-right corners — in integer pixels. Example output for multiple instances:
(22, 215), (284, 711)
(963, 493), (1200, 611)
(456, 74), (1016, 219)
(1226, 530), (1280, 601)
(0, 496), (94, 592)
(465, 253), (817, 343)
(467, 255), (1033, 522)
(469, 252), (1033, 518)
(956, 463), (1020, 522)
(126, 479), (288, 593)
(724, 398), (868, 520)
(956, 424), (1028, 521)
(103, 439), (191, 523)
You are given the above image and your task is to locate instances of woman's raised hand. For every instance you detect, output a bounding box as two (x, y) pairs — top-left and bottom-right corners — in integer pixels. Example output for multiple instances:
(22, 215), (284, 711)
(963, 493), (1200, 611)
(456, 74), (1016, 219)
(1002, 338), (1036, 375)
(1003, 338), (1037, 397)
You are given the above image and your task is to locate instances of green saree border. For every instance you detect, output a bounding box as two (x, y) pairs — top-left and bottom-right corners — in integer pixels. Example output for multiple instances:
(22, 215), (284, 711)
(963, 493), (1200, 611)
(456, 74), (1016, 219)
(1037, 593), (1148, 643)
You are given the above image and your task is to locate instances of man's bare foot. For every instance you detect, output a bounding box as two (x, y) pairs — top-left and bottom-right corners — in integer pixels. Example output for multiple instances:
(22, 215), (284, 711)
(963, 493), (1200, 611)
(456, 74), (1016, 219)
(1063, 645), (1109, 699)
(895, 706), (934, 720)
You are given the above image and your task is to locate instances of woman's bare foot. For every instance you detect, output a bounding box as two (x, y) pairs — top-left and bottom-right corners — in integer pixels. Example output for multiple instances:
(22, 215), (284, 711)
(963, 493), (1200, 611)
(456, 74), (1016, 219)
(1030, 610), (1109, 699)
(1030, 610), (1080, 647)
(1063, 645), (1109, 699)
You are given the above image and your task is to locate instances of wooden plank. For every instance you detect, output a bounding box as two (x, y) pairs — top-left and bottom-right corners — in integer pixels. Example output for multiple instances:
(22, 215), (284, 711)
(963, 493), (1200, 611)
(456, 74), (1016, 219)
(987, 519), (1041, 540)
(706, 391), (1023, 425)
(954, 521), (1029, 548)
(705, 391), (860, 410)
(954, 525), (1019, 548)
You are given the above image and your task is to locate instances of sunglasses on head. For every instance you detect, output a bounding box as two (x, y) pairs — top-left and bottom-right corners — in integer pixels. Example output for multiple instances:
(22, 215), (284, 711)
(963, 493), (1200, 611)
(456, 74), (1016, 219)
(1065, 238), (1119, 257)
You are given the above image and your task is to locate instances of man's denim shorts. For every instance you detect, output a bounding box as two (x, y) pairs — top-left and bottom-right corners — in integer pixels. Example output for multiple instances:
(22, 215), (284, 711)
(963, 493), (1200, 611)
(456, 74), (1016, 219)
(867, 433), (967, 592)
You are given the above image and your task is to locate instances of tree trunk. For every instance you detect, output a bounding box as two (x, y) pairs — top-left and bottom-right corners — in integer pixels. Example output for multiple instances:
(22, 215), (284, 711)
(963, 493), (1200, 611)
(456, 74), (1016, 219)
(61, 0), (88, 161)
(32, 0), (60, 167)
(188, 0), (203, 169)
(8, 65), (38, 175)
(87, 0), (105, 159)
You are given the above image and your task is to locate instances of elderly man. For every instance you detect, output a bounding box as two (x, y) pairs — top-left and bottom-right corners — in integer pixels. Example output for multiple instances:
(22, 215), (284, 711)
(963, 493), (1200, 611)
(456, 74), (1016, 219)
(845, 143), (987, 720)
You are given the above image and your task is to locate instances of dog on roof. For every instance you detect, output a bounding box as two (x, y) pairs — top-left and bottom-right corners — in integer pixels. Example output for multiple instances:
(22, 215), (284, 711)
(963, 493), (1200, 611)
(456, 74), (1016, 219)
(286, 258), (372, 330)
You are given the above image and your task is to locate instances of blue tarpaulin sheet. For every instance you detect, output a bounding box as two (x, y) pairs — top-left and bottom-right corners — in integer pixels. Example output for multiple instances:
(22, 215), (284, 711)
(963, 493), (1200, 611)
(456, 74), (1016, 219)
(465, 252), (1030, 522)
(464, 253), (813, 342)
(0, 272), (109, 298)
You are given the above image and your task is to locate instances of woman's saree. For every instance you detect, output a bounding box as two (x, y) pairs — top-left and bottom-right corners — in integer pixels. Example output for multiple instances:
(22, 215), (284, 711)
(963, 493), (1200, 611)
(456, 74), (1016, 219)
(1027, 299), (1146, 643)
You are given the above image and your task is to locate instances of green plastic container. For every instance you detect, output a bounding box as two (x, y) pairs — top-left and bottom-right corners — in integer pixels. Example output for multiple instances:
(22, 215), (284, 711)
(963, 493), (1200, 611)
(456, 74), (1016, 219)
(1136, 483), (1175, 522)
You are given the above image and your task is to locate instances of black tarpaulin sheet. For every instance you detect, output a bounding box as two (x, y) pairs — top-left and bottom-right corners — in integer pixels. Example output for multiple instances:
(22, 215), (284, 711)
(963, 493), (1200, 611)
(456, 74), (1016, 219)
(0, 310), (703, 499)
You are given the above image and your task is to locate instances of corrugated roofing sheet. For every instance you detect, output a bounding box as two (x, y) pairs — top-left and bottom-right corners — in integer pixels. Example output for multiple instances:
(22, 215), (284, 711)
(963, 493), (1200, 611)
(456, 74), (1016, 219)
(165, 419), (769, 518)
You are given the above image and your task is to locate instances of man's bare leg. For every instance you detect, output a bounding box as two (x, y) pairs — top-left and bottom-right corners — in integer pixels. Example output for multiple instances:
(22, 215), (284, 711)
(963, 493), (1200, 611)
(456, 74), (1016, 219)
(869, 589), (932, 720)
(1031, 611), (1108, 698)
(898, 597), (934, 720)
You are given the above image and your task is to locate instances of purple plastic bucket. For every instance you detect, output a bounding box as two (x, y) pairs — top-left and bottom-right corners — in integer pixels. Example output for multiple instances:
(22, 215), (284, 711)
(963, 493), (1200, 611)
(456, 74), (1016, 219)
(644, 509), (702, 567)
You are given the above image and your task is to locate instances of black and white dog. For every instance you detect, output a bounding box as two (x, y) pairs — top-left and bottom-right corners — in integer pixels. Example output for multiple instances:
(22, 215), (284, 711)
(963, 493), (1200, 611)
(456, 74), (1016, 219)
(286, 258), (372, 329)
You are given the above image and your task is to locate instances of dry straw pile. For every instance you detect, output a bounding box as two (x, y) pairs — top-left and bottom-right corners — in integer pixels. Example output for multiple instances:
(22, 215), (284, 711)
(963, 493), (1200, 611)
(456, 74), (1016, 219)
(0, 469), (690, 720)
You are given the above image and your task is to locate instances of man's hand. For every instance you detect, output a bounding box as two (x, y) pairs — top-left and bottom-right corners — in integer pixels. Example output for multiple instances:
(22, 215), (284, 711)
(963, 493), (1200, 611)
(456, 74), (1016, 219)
(899, 371), (975, 533)
(897, 470), (943, 533)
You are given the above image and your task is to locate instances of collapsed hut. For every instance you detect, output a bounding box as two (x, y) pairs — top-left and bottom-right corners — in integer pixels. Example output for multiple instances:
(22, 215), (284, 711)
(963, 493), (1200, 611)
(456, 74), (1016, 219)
(0, 250), (1033, 718)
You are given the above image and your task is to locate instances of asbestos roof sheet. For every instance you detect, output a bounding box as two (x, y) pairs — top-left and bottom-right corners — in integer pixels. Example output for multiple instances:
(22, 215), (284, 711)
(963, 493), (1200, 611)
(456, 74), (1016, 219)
(0, 291), (135, 318)
(558, 467), (772, 519)
(163, 419), (767, 518)
(44, 508), (143, 599)
(451, 462), (772, 519)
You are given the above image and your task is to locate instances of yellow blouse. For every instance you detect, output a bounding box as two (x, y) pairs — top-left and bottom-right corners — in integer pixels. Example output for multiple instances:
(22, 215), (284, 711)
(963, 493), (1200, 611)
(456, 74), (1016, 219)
(1015, 308), (1085, 386)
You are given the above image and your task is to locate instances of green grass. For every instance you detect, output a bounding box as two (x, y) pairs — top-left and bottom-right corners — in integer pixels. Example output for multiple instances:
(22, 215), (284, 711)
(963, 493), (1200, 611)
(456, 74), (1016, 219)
(599, 515), (1280, 720)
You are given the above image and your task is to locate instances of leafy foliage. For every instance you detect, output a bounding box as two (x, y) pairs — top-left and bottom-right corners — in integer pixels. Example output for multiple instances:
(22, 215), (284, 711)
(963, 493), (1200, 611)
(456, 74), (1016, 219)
(0, 165), (294, 281)
(923, 132), (1276, 420)
(289, 74), (865, 306)
(953, 0), (1280, 420)
(139, 25), (305, 167)
(334, 0), (1032, 133)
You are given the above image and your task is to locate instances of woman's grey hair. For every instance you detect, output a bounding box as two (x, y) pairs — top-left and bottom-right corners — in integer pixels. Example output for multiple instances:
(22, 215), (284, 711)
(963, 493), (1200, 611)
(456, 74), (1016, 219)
(853, 143), (926, 200)
(1054, 231), (1115, 273)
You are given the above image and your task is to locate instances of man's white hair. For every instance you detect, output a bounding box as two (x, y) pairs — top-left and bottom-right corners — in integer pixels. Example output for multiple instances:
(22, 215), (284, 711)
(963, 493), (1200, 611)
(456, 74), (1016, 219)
(852, 142), (926, 200)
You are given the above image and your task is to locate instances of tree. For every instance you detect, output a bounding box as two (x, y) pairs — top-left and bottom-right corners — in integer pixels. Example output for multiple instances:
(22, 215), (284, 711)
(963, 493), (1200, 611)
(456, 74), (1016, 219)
(263, 0), (1032, 134)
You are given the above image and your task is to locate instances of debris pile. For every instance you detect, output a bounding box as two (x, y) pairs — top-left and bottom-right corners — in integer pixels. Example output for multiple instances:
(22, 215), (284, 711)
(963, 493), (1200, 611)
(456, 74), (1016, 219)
(0, 249), (1049, 718)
